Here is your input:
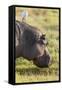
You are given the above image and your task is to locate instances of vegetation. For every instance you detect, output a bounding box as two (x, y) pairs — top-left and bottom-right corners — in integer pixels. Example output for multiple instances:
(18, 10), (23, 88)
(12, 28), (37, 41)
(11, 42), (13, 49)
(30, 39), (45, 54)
(15, 7), (59, 83)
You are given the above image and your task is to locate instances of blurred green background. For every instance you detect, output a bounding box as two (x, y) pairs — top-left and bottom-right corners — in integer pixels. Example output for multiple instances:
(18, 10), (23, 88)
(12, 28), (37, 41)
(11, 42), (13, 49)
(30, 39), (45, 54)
(15, 7), (59, 83)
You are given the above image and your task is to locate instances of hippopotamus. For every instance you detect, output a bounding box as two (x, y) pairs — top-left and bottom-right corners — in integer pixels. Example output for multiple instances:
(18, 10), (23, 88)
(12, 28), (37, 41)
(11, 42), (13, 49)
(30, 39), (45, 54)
(16, 20), (50, 67)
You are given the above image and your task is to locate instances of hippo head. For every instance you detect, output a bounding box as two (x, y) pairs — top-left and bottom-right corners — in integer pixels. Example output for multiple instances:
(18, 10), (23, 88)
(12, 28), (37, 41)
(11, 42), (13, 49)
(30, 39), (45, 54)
(16, 21), (50, 67)
(32, 33), (50, 67)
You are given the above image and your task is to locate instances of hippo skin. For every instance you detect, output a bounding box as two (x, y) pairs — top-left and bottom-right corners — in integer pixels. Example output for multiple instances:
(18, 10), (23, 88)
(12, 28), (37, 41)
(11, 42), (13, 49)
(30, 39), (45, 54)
(15, 20), (50, 67)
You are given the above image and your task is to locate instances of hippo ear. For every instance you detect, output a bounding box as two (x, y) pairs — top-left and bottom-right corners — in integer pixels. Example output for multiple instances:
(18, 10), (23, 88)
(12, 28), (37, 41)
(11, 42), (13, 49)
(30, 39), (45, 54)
(40, 34), (48, 45)
(42, 34), (46, 38)
(40, 33), (46, 40)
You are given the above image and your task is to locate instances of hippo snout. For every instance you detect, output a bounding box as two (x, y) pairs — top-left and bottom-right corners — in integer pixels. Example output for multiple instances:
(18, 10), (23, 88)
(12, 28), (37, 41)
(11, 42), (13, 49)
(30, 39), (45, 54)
(33, 52), (50, 68)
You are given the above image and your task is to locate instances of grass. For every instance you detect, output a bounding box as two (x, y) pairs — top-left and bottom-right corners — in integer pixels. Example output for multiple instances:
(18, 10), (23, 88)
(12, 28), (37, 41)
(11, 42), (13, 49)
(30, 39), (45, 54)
(15, 58), (59, 83)
(15, 8), (59, 83)
(16, 73), (58, 83)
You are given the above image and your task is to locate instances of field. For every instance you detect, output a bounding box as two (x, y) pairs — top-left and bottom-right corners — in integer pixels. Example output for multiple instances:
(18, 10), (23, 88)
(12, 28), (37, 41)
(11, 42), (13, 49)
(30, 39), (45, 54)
(15, 7), (59, 83)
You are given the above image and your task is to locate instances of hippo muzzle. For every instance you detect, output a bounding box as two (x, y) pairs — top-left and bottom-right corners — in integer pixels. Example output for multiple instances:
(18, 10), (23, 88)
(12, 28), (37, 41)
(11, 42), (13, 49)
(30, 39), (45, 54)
(33, 47), (50, 67)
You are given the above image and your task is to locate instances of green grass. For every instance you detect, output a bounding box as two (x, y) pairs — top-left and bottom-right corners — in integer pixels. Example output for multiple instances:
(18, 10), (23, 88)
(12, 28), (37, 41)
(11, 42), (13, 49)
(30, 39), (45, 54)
(15, 8), (59, 83)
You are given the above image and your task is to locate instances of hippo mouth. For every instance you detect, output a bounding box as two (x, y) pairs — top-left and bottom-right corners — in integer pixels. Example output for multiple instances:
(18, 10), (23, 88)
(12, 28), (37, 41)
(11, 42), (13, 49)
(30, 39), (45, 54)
(33, 54), (50, 68)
